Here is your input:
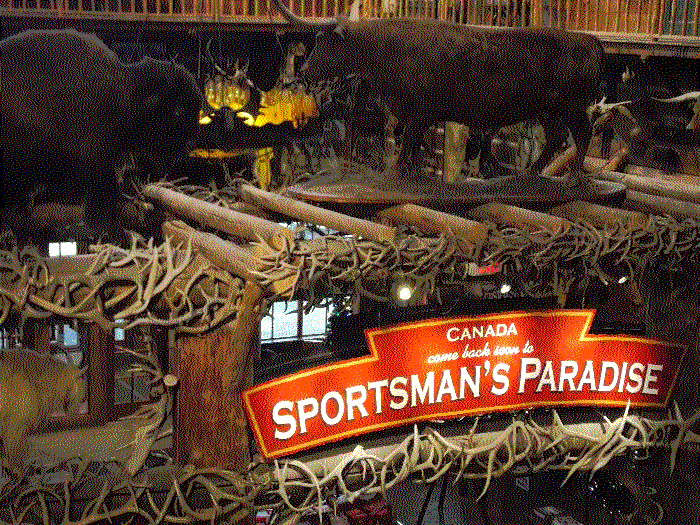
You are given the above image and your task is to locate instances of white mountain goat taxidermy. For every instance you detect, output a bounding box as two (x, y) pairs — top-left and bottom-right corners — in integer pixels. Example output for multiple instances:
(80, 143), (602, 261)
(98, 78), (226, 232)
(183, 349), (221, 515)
(0, 349), (86, 474)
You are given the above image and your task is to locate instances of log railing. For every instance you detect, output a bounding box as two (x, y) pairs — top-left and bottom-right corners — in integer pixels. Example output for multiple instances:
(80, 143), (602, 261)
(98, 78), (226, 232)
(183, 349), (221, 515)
(2, 0), (698, 37)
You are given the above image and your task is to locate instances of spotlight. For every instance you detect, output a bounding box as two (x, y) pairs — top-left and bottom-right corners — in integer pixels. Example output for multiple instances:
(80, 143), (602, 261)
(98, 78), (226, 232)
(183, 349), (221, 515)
(500, 282), (511, 294)
(397, 284), (413, 302)
(390, 279), (415, 306)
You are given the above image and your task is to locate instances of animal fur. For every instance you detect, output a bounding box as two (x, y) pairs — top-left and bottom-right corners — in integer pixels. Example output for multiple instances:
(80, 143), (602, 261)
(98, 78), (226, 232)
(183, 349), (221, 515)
(273, 0), (604, 186)
(0, 349), (85, 473)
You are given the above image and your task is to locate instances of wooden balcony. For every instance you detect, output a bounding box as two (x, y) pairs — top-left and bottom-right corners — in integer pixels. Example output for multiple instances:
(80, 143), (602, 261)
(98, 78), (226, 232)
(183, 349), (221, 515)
(2, 0), (699, 55)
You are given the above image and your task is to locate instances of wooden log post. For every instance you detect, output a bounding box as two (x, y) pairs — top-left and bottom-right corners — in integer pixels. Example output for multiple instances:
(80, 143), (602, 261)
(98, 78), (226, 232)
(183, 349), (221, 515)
(175, 285), (264, 471)
(442, 121), (468, 183)
(164, 218), (270, 469)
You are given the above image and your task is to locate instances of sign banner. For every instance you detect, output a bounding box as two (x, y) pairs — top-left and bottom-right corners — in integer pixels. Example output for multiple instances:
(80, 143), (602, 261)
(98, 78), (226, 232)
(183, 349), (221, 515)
(243, 310), (687, 459)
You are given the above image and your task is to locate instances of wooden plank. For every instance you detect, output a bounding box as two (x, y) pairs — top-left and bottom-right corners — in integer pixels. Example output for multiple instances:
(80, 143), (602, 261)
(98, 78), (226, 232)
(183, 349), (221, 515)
(467, 202), (572, 233)
(652, 0), (662, 34)
(586, 0), (590, 30)
(240, 184), (397, 243)
(143, 184), (294, 250)
(670, 0), (678, 34)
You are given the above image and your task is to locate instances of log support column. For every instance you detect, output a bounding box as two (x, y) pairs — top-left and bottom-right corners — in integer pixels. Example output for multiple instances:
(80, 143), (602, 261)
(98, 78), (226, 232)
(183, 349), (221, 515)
(175, 282), (264, 470)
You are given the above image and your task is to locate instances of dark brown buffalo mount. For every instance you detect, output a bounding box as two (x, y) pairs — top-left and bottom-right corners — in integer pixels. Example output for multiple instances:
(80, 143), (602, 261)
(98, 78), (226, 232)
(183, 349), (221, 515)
(0, 29), (212, 246)
(272, 0), (604, 188)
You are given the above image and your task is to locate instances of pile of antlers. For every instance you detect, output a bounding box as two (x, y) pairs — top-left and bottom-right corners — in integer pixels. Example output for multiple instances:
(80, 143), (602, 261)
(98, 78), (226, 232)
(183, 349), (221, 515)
(250, 214), (700, 310)
(3, 403), (697, 525)
(0, 235), (244, 334)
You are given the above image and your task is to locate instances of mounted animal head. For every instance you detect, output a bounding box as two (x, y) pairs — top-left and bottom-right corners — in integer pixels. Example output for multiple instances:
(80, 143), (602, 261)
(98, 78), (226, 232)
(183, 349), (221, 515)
(587, 97), (643, 140)
(127, 57), (213, 172)
(272, 0), (361, 84)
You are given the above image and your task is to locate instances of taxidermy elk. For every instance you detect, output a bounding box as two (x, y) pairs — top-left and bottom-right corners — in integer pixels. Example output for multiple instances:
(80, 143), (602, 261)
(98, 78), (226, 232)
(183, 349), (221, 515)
(0, 29), (213, 246)
(272, 0), (604, 187)
(0, 349), (86, 475)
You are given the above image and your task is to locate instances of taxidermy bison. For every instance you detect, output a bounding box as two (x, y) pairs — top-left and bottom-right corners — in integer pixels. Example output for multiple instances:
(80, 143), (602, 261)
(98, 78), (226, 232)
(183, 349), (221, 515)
(588, 91), (699, 174)
(0, 349), (85, 474)
(273, 0), (604, 187)
(0, 29), (211, 246)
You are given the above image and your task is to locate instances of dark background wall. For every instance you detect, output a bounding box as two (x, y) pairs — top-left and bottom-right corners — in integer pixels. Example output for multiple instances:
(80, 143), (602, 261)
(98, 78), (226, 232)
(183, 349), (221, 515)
(0, 16), (318, 91)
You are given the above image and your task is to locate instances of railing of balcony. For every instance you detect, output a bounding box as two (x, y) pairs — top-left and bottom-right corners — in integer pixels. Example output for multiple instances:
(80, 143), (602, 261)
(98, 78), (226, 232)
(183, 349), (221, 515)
(1, 1), (698, 40)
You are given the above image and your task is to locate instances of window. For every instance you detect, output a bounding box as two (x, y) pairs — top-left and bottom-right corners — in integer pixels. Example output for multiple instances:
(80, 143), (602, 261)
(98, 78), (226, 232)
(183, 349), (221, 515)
(114, 325), (156, 406)
(48, 241), (77, 257)
(0, 328), (21, 350)
(260, 300), (332, 343)
(258, 223), (337, 344)
(663, 1), (696, 35)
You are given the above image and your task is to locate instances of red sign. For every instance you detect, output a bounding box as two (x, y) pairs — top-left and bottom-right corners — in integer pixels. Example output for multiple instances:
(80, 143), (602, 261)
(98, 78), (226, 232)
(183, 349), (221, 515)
(243, 310), (687, 459)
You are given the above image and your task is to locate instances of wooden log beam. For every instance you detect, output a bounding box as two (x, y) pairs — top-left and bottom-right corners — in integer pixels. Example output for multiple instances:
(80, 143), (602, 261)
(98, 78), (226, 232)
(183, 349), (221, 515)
(143, 184), (293, 250)
(163, 221), (259, 282)
(540, 145), (577, 178)
(623, 190), (700, 220)
(0, 246), (241, 327)
(467, 202), (571, 234)
(162, 221), (292, 296)
(241, 184), (396, 243)
(376, 203), (487, 254)
(549, 200), (649, 230)
(604, 147), (629, 172)
(585, 156), (700, 186)
(596, 169), (700, 205)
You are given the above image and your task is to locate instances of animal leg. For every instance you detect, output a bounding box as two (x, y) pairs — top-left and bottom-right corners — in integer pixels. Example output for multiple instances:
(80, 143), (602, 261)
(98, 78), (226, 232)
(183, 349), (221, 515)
(563, 108), (594, 187)
(396, 122), (427, 181)
(83, 167), (128, 245)
(1, 424), (28, 475)
(530, 114), (567, 175)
